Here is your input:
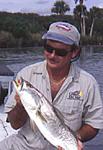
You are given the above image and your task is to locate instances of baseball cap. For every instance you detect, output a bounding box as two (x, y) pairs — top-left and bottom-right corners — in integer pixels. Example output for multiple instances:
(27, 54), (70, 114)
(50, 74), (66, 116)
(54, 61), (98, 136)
(42, 22), (80, 45)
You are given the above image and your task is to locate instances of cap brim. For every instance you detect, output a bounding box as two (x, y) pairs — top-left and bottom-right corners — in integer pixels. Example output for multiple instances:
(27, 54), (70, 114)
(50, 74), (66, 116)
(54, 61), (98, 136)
(42, 32), (74, 45)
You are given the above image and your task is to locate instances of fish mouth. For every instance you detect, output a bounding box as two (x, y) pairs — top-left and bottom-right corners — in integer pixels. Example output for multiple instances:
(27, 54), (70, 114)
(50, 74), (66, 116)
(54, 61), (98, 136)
(13, 78), (22, 87)
(12, 80), (19, 92)
(13, 80), (19, 87)
(13, 77), (23, 92)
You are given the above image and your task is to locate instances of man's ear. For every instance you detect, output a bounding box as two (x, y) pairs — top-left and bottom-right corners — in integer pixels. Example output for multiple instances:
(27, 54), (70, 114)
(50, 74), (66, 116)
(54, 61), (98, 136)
(72, 49), (80, 58)
(71, 47), (81, 62)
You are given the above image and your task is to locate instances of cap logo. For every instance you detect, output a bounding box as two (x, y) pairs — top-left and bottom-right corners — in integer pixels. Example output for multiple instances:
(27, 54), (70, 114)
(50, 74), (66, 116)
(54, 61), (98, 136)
(56, 24), (72, 32)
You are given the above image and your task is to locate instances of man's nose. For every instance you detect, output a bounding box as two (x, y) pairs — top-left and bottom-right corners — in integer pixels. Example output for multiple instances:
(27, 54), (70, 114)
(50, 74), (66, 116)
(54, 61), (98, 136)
(50, 50), (56, 57)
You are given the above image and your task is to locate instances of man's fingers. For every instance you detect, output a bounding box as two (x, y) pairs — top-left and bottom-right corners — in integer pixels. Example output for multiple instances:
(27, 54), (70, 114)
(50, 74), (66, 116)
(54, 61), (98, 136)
(78, 140), (83, 150)
(57, 141), (83, 150)
(15, 92), (22, 105)
(57, 146), (63, 150)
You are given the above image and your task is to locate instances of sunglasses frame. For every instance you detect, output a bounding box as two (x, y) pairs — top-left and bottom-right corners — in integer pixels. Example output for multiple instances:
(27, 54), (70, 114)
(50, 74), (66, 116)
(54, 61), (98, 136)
(44, 44), (72, 57)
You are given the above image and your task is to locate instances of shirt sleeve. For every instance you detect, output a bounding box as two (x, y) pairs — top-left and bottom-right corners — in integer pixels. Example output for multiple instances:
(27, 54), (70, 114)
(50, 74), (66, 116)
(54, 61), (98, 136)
(4, 71), (22, 113)
(4, 88), (16, 113)
(83, 78), (103, 129)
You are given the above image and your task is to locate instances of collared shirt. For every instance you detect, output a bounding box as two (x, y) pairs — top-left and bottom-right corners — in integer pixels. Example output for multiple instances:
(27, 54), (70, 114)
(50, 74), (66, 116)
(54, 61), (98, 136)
(4, 60), (103, 150)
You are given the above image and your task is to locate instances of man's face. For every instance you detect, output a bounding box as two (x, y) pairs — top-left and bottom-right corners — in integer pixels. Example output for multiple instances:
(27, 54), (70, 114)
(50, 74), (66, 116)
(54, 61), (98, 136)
(44, 40), (74, 70)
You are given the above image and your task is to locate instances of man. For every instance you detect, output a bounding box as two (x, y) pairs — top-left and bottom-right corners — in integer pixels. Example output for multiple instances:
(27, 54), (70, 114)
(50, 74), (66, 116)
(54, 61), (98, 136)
(0, 22), (103, 150)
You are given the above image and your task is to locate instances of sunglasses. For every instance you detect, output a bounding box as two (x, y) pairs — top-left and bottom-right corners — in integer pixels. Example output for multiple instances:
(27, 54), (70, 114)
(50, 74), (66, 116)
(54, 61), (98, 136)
(44, 44), (71, 57)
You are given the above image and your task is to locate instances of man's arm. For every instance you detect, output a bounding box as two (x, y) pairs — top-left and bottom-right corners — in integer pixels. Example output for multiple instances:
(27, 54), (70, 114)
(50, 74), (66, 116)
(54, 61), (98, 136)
(7, 93), (28, 129)
(77, 124), (99, 142)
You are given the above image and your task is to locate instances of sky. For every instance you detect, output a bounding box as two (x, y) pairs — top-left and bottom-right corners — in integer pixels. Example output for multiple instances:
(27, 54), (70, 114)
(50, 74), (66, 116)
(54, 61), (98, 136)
(0, 0), (103, 15)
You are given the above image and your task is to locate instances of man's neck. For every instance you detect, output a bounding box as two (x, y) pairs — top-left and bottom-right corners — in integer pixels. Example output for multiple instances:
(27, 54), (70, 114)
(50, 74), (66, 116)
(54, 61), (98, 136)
(47, 64), (70, 81)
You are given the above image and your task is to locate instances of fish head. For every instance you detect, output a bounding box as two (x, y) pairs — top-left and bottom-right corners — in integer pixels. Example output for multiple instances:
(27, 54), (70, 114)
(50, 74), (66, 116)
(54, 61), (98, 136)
(13, 77), (43, 106)
(13, 77), (40, 109)
(13, 77), (27, 94)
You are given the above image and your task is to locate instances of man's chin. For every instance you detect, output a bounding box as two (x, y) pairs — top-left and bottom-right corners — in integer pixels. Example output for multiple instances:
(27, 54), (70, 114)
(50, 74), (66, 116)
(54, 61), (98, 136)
(48, 61), (59, 68)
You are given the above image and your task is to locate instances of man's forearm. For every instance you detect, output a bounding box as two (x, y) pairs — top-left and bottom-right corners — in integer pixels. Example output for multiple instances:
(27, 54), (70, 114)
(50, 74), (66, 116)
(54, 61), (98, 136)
(77, 124), (99, 142)
(8, 103), (28, 129)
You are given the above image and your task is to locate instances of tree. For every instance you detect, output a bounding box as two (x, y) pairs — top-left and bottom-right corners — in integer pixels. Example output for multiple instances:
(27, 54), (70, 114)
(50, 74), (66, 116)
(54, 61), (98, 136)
(88, 7), (103, 37)
(74, 0), (87, 36)
(0, 31), (16, 48)
(74, 0), (84, 5)
(51, 0), (70, 15)
(73, 4), (87, 36)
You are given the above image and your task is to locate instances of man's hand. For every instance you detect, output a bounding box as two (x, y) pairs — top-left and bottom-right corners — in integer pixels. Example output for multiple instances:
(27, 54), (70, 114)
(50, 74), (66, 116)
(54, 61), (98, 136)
(7, 92), (28, 129)
(57, 139), (83, 150)
(78, 139), (83, 150)
(15, 92), (22, 106)
(57, 146), (62, 150)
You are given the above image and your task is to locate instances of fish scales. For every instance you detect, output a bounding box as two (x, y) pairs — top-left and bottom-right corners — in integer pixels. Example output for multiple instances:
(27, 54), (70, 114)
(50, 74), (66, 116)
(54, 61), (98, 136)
(13, 77), (78, 150)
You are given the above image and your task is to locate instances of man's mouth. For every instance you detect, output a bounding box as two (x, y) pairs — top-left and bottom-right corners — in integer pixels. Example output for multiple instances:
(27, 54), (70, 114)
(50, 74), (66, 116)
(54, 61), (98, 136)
(49, 59), (58, 64)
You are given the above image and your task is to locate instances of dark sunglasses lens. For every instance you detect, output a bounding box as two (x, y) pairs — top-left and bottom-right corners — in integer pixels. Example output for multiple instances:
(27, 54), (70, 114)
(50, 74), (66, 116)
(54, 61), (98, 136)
(56, 50), (68, 56)
(44, 45), (53, 53)
(44, 44), (69, 57)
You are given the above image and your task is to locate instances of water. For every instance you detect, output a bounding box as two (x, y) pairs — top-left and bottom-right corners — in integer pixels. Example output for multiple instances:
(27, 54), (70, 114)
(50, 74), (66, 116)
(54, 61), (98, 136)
(79, 49), (103, 98)
(0, 47), (103, 149)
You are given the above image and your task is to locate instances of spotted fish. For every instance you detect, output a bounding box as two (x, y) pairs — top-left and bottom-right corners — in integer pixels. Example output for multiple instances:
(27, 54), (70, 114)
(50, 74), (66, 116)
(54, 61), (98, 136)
(13, 77), (78, 150)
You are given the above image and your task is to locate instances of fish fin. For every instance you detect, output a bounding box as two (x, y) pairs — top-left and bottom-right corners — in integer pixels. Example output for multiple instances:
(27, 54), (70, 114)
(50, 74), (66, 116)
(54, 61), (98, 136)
(19, 77), (28, 90)
(30, 119), (38, 132)
(36, 109), (47, 123)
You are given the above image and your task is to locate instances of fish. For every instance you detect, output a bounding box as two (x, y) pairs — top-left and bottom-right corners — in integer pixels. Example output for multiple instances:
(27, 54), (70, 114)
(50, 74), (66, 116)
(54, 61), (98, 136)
(13, 77), (78, 150)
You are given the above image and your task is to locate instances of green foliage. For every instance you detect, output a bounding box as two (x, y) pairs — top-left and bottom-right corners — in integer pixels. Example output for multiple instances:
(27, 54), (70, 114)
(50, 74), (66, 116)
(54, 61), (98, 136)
(51, 0), (70, 15)
(81, 35), (103, 45)
(0, 31), (16, 48)
(73, 4), (87, 18)
(0, 5), (103, 48)
(89, 7), (103, 19)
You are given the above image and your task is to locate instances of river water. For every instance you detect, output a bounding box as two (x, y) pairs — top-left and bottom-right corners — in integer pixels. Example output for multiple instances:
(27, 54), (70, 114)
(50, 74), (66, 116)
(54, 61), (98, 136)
(0, 47), (103, 149)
